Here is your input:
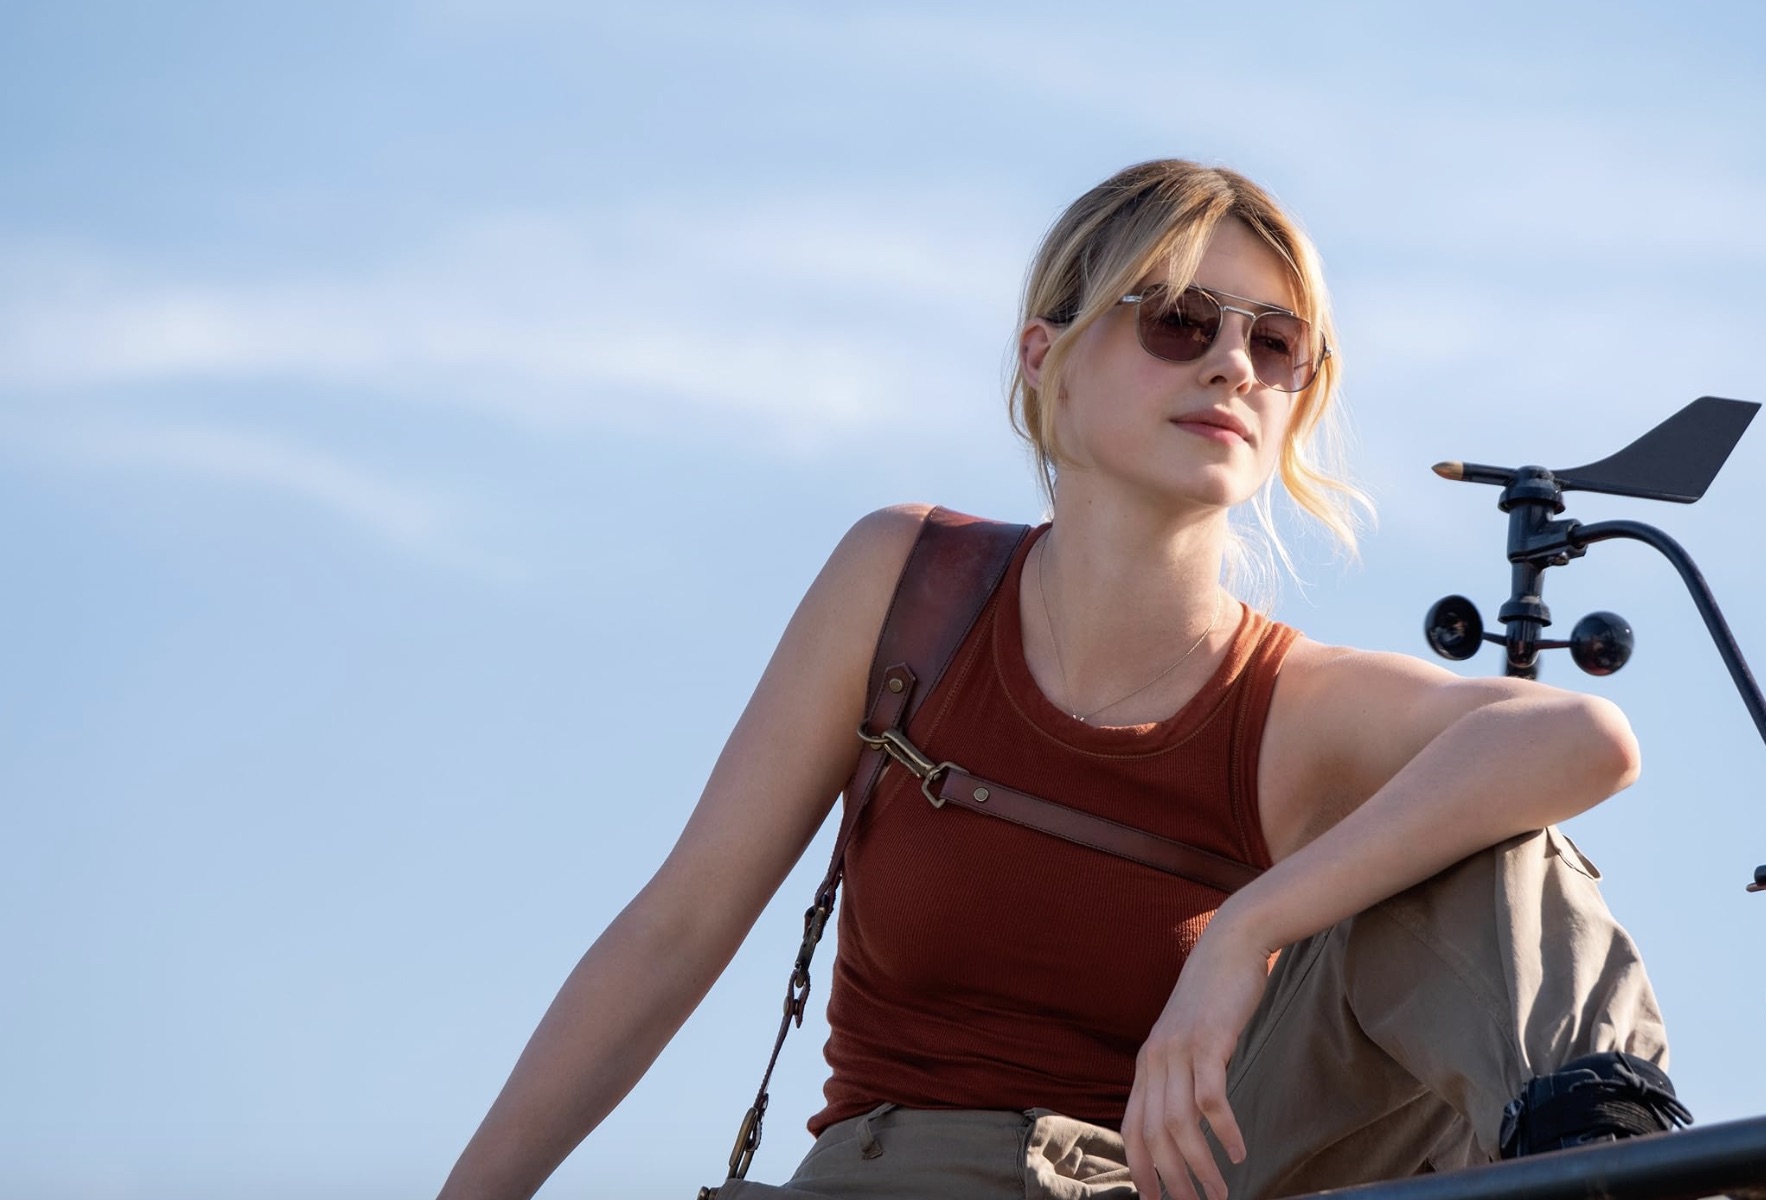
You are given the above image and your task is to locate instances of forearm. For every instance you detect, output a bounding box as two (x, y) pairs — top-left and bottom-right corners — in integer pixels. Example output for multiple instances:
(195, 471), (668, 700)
(436, 897), (737, 1200)
(1224, 690), (1639, 956)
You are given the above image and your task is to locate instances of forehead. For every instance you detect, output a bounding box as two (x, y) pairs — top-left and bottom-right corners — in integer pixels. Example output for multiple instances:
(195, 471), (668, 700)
(1147, 217), (1302, 314)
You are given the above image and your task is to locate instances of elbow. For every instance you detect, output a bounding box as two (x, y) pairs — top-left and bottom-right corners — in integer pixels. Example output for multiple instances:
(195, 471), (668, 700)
(1573, 693), (1642, 798)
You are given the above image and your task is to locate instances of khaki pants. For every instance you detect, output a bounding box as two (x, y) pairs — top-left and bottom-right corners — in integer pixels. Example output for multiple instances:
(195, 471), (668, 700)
(718, 828), (1668, 1200)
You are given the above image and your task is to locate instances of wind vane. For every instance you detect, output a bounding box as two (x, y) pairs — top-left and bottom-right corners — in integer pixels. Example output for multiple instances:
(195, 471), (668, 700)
(1421, 396), (1766, 894)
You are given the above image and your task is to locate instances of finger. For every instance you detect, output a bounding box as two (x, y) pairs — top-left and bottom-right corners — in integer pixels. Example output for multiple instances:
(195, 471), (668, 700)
(1149, 1127), (1202, 1200)
(1193, 1055), (1245, 1166)
(1131, 1060), (1201, 1200)
(1161, 1067), (1224, 1200)
(1123, 1086), (1160, 1200)
(1128, 1067), (1193, 1200)
(1125, 1125), (1165, 1200)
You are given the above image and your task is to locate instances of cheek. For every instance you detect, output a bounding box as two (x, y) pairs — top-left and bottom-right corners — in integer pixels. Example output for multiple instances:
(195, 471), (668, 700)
(1258, 404), (1297, 477)
(1049, 347), (1130, 457)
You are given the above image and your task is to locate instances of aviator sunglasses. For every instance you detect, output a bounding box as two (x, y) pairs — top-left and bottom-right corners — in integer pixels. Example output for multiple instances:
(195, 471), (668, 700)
(1114, 283), (1329, 393)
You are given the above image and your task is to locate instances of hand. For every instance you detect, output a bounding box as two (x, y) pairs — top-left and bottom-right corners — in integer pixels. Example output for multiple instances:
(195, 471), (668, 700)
(1122, 914), (1271, 1200)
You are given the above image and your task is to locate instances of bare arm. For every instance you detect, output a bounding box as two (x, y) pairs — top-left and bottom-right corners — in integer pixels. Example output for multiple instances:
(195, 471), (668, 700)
(435, 506), (929, 1200)
(1249, 643), (1639, 934)
(1124, 644), (1642, 1200)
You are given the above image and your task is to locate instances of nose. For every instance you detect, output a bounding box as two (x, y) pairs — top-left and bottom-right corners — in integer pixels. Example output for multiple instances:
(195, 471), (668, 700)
(1197, 311), (1259, 392)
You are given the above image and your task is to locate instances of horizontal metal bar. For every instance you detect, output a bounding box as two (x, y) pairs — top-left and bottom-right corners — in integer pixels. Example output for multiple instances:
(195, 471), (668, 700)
(1286, 1115), (1766, 1200)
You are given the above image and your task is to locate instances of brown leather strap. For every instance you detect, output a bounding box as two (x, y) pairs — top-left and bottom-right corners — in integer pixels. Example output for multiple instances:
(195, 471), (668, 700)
(930, 765), (1263, 894)
(711, 508), (1027, 1192)
(838, 507), (1035, 844)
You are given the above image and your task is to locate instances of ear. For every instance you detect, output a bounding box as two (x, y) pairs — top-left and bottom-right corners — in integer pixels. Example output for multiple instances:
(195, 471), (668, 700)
(1019, 319), (1057, 391)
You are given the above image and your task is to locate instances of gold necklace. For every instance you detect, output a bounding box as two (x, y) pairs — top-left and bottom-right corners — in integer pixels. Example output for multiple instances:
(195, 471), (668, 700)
(1035, 535), (1223, 724)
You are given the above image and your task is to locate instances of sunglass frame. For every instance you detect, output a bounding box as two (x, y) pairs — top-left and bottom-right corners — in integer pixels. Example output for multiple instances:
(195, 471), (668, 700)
(1117, 283), (1331, 394)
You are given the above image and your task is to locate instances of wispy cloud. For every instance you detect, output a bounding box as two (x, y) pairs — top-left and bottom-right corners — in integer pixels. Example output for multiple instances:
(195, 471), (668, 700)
(0, 191), (1038, 564)
(16, 417), (516, 578)
(0, 198), (1024, 444)
(435, 4), (1766, 267)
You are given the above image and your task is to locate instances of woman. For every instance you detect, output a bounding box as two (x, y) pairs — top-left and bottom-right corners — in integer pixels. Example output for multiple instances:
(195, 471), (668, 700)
(436, 161), (1678, 1200)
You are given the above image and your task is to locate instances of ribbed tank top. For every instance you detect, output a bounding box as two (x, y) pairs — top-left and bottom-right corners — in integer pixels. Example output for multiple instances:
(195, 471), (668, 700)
(811, 522), (1299, 1135)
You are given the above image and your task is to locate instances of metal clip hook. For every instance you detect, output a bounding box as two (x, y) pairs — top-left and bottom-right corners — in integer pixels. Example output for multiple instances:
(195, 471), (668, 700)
(727, 1101), (763, 1180)
(857, 725), (960, 808)
(857, 725), (938, 778)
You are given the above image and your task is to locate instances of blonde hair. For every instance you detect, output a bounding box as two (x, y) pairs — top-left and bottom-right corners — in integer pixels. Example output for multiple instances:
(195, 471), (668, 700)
(1008, 160), (1370, 595)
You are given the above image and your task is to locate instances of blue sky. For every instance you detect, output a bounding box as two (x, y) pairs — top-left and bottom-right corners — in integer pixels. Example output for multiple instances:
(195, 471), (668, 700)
(3, 2), (1765, 1196)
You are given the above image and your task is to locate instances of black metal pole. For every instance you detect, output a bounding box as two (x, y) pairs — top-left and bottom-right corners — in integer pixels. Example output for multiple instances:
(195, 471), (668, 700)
(1568, 519), (1766, 749)
(1285, 1115), (1766, 1200)
(1496, 467), (1568, 681)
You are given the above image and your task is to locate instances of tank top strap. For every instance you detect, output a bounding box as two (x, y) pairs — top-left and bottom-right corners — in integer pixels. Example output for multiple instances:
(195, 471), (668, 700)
(1228, 611), (1302, 870)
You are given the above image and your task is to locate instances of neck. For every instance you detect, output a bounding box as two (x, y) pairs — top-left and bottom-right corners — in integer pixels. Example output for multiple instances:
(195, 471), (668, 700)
(1031, 484), (1236, 723)
(1043, 483), (1228, 620)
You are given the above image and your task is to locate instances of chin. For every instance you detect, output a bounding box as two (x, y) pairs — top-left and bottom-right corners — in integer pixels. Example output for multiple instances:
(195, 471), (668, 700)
(1132, 472), (1253, 514)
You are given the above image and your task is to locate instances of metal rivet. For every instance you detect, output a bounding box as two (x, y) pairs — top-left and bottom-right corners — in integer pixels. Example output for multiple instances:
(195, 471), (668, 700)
(888, 677), (904, 693)
(973, 787), (990, 803)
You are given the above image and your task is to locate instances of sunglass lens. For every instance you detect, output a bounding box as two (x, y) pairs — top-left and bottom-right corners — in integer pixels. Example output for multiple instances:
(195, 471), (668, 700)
(1137, 288), (1218, 363)
(1249, 313), (1314, 392)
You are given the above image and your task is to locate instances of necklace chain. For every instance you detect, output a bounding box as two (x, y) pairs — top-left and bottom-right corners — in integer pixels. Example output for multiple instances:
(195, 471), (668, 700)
(1035, 535), (1223, 724)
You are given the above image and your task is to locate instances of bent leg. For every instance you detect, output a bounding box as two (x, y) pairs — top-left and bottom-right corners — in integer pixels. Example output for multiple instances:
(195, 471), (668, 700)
(1218, 827), (1669, 1197)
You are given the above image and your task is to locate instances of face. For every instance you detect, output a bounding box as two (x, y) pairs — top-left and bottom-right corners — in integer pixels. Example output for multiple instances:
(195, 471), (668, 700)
(1023, 217), (1301, 513)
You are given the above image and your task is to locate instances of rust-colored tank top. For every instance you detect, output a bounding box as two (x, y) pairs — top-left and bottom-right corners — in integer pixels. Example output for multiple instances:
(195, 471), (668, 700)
(811, 522), (1299, 1135)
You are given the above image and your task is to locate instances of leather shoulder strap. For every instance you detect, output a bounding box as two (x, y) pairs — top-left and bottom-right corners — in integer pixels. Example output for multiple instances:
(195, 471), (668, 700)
(926, 766), (1264, 893)
(840, 507), (1032, 832)
(708, 508), (1028, 1192)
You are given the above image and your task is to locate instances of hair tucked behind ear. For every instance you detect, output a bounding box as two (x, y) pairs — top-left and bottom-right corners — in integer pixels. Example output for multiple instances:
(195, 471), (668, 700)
(1007, 159), (1371, 601)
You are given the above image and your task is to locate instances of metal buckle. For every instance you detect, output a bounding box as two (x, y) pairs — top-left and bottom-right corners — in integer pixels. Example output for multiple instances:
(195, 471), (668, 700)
(919, 768), (958, 809)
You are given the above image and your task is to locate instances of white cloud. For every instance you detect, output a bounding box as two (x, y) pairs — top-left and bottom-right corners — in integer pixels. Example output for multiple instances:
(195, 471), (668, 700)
(0, 198), (1023, 444)
(96, 425), (439, 540)
(19, 417), (515, 578)
(466, 4), (1766, 266)
(0, 195), (1035, 556)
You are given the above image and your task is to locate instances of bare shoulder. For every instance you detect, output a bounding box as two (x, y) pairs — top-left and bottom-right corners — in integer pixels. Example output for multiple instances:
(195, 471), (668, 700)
(1276, 637), (1477, 704)
(823, 504), (933, 598)
(1273, 636), (1539, 725)
(1261, 635), (1561, 858)
(798, 504), (933, 658)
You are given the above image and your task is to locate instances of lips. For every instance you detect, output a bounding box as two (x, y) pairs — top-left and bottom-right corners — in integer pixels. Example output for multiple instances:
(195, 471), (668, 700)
(1171, 409), (1251, 443)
